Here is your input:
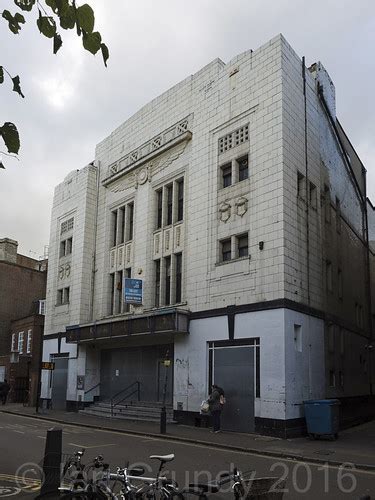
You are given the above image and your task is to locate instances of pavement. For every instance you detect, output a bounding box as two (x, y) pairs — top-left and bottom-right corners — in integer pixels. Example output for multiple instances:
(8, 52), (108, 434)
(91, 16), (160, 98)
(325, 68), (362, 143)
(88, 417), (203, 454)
(1, 403), (375, 472)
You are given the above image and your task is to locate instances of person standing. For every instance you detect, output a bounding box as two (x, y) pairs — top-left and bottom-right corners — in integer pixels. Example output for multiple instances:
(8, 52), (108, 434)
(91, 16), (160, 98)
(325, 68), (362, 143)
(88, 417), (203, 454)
(208, 384), (225, 433)
(0, 379), (10, 405)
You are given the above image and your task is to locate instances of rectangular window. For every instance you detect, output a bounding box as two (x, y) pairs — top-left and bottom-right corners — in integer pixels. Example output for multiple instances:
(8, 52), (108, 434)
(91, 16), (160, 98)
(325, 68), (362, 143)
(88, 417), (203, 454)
(57, 289), (63, 305)
(338, 268), (343, 300)
(221, 239), (231, 262)
(110, 273), (115, 315)
(111, 210), (118, 247)
(165, 256), (171, 305)
(116, 270), (123, 314)
(237, 233), (248, 258)
(127, 203), (134, 241)
(39, 300), (46, 315)
(221, 164), (232, 188)
(155, 260), (161, 307)
(156, 189), (163, 229)
(18, 332), (24, 354)
(166, 185), (173, 226)
(175, 253), (182, 303)
(177, 179), (184, 222)
(11, 333), (17, 352)
(237, 156), (249, 181)
(26, 329), (32, 354)
(297, 172), (305, 199)
(336, 197), (341, 234)
(61, 217), (74, 234)
(326, 261), (333, 292)
(309, 182), (317, 209)
(60, 240), (66, 257)
(64, 287), (70, 304)
(124, 268), (131, 312)
(119, 207), (125, 244)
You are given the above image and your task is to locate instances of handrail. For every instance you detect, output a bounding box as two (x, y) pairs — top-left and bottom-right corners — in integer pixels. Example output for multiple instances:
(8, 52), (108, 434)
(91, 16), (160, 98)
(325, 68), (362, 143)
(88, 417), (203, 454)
(111, 381), (140, 416)
(84, 382), (101, 398)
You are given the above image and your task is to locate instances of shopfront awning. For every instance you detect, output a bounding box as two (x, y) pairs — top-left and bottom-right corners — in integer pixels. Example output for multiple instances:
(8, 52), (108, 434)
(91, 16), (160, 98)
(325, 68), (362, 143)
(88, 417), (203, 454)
(65, 308), (189, 344)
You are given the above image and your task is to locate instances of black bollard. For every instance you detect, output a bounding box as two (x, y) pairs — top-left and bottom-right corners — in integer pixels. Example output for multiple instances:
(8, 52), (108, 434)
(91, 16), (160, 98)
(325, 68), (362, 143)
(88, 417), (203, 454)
(160, 406), (167, 434)
(35, 427), (62, 499)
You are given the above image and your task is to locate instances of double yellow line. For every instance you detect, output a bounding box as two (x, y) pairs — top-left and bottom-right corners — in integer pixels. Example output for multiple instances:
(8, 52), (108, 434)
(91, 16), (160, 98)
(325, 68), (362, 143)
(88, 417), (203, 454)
(0, 473), (41, 492)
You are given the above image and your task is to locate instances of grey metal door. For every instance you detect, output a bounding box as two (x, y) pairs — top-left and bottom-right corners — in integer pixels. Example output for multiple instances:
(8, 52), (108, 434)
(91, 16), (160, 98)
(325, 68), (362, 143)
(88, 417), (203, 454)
(51, 358), (68, 410)
(213, 347), (254, 432)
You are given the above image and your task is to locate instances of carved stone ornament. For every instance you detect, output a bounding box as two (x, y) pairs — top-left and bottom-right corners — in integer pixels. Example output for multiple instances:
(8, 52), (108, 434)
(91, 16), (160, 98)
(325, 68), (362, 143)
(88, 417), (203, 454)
(219, 201), (231, 222)
(235, 197), (248, 217)
(137, 166), (149, 186)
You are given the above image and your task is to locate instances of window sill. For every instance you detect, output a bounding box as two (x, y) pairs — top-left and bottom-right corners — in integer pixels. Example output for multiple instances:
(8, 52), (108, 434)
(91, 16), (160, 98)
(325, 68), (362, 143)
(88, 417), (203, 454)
(216, 255), (250, 267)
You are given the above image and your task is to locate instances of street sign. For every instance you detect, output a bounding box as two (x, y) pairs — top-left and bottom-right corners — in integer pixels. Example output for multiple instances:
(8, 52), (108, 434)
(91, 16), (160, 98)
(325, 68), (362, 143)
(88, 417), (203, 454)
(124, 278), (143, 305)
(41, 362), (55, 370)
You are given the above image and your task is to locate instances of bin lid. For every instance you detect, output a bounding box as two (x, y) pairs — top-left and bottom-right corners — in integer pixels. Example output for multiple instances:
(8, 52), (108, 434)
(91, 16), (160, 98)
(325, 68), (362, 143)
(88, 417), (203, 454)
(304, 399), (341, 405)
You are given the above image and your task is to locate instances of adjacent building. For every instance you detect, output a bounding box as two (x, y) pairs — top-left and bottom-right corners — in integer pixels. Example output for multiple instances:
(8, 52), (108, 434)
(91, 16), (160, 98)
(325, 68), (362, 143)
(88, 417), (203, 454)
(41, 35), (375, 436)
(0, 238), (47, 404)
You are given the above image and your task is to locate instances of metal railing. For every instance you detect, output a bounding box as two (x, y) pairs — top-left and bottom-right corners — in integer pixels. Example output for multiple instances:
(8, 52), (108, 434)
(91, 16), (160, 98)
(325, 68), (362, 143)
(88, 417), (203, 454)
(84, 382), (101, 402)
(111, 381), (140, 416)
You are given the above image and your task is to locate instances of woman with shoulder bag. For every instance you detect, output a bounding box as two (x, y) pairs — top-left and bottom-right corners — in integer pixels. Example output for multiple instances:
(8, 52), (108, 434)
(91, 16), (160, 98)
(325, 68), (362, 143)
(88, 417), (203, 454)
(208, 384), (225, 433)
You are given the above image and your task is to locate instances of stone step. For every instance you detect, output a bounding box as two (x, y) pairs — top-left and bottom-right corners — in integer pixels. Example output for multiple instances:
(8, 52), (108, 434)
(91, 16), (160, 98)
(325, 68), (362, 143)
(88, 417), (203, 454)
(79, 408), (177, 424)
(93, 403), (173, 415)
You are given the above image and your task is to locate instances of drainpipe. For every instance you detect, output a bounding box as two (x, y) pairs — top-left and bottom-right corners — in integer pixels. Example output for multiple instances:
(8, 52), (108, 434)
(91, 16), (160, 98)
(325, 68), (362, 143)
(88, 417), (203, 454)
(302, 57), (311, 306)
(363, 180), (373, 395)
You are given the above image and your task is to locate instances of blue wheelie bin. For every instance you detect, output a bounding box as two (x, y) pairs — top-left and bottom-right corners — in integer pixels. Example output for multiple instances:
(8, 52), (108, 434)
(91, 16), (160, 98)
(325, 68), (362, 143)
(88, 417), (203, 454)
(303, 399), (340, 440)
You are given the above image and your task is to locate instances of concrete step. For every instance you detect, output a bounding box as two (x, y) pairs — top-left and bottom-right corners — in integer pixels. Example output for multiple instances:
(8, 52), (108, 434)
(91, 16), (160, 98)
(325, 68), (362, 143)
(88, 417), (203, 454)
(79, 408), (177, 424)
(93, 403), (173, 416)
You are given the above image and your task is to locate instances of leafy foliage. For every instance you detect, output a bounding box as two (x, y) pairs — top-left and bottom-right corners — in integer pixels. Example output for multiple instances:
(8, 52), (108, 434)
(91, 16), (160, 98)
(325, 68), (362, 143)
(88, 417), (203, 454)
(0, 0), (109, 167)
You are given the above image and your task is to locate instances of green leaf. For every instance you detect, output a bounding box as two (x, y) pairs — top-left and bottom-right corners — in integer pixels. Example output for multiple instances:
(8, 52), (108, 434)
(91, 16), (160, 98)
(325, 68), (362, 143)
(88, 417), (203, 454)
(37, 11), (57, 38)
(59, 5), (76, 29)
(76, 4), (94, 33)
(14, 0), (36, 12)
(2, 9), (25, 34)
(82, 31), (101, 55)
(53, 32), (63, 53)
(0, 67), (3, 84)
(0, 122), (20, 154)
(45, 0), (58, 12)
(101, 43), (109, 67)
(12, 75), (25, 98)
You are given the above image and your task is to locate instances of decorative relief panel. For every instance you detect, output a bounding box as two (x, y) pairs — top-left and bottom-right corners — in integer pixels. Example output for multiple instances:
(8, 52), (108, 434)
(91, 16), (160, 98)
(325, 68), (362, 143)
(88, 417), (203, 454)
(153, 232), (161, 258)
(174, 224), (184, 251)
(235, 197), (248, 217)
(163, 228), (172, 255)
(219, 201), (231, 222)
(110, 249), (116, 271)
(58, 263), (71, 280)
(106, 115), (192, 181)
(117, 245), (124, 269)
(125, 242), (132, 266)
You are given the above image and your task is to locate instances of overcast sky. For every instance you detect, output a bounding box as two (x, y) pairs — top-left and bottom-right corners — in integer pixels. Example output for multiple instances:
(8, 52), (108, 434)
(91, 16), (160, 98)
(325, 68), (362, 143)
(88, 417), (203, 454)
(1, 0), (374, 257)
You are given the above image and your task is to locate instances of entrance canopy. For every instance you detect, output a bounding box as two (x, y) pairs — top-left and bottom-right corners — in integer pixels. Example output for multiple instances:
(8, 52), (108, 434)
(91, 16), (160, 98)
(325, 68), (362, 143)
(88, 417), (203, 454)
(65, 308), (189, 344)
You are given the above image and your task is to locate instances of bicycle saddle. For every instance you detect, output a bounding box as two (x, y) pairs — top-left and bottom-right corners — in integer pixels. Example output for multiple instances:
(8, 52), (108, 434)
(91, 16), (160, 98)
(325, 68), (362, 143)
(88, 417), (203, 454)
(149, 454), (175, 462)
(188, 481), (220, 493)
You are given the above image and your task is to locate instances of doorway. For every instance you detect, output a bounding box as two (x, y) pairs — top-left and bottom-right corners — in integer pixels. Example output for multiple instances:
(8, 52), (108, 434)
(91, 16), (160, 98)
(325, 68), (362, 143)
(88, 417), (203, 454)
(51, 357), (68, 410)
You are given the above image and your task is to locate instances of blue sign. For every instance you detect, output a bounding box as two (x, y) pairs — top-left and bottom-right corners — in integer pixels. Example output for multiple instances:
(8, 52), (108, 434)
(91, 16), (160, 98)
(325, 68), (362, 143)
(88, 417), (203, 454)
(124, 278), (143, 305)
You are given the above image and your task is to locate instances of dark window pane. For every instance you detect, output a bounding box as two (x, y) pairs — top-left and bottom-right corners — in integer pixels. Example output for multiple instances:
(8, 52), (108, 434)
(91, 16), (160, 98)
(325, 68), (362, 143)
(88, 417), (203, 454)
(157, 190), (162, 229)
(155, 260), (160, 307)
(177, 179), (184, 222)
(166, 185), (173, 225)
(165, 256), (171, 305)
(222, 164), (232, 188)
(221, 239), (231, 261)
(111, 210), (117, 247)
(127, 203), (134, 241)
(238, 234), (248, 257)
(175, 253), (182, 303)
(238, 156), (248, 181)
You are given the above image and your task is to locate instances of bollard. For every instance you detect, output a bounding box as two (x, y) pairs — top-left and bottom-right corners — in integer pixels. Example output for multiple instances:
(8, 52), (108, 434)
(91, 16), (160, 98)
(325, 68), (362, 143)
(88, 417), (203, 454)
(160, 406), (167, 434)
(35, 427), (62, 499)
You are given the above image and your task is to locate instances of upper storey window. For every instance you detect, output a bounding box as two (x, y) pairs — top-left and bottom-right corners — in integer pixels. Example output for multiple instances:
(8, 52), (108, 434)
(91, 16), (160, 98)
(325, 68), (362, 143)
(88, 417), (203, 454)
(111, 201), (134, 247)
(155, 177), (184, 229)
(219, 125), (249, 154)
(61, 217), (74, 235)
(219, 154), (249, 189)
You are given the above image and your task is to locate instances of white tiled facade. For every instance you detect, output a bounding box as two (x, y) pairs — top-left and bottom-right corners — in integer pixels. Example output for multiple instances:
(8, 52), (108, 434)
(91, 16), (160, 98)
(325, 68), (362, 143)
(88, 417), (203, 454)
(42, 35), (374, 435)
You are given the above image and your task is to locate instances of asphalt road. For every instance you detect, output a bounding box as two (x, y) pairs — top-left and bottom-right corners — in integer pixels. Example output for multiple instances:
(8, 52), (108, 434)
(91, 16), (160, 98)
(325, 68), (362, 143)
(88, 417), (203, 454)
(0, 412), (373, 499)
